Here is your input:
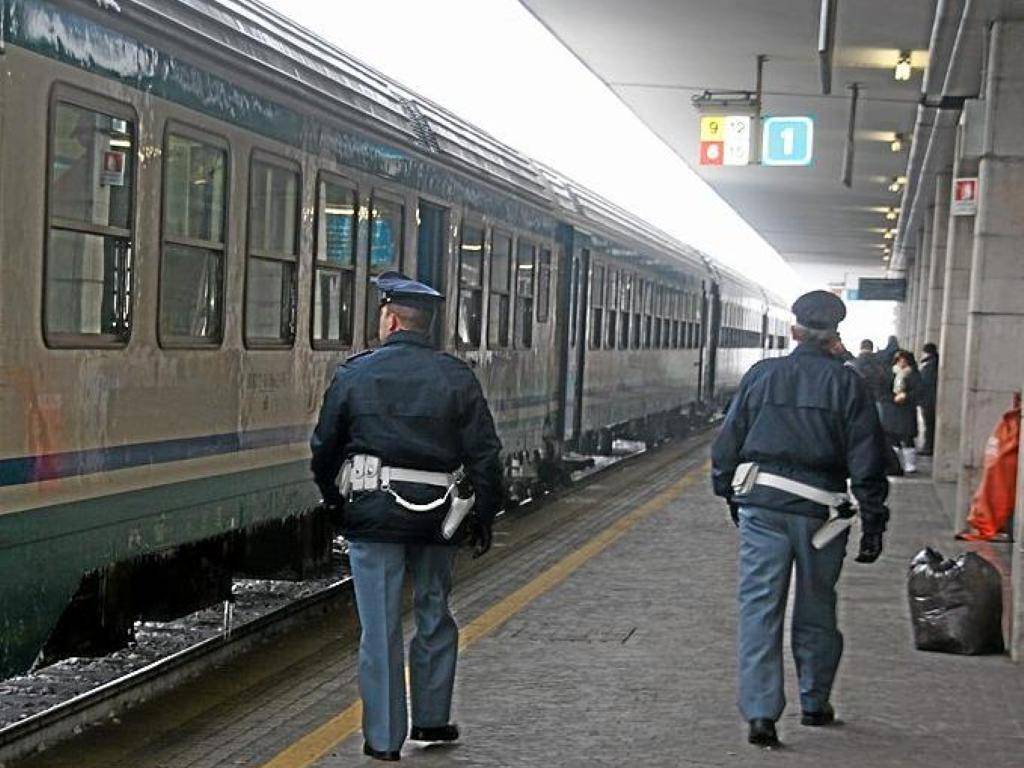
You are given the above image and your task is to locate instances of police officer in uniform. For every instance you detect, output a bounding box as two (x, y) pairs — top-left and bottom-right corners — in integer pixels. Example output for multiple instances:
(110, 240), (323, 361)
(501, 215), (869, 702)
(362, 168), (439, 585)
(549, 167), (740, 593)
(311, 272), (503, 761)
(711, 290), (889, 749)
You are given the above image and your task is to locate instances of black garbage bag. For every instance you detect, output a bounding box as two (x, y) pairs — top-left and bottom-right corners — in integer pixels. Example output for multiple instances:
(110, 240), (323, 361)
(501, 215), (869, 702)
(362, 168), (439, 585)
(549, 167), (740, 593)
(907, 547), (1004, 655)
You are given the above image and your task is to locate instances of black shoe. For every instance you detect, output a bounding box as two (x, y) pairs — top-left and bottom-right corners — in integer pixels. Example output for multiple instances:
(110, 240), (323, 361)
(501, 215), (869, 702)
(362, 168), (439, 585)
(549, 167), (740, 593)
(410, 724), (459, 742)
(748, 719), (780, 748)
(363, 742), (401, 762)
(801, 704), (836, 727)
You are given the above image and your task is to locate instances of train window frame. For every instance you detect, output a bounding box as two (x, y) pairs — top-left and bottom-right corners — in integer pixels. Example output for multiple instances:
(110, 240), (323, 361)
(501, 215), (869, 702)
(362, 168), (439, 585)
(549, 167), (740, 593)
(513, 238), (536, 350)
(311, 171), (359, 351)
(43, 86), (139, 349)
(605, 268), (618, 349)
(536, 248), (552, 324)
(157, 121), (231, 350)
(487, 228), (513, 349)
(364, 192), (406, 347)
(457, 219), (486, 350)
(589, 260), (604, 351)
(619, 272), (631, 349)
(243, 150), (301, 349)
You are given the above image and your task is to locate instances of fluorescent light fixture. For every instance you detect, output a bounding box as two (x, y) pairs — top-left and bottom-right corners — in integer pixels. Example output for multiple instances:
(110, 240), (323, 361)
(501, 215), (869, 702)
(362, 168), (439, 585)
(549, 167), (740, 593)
(885, 207), (898, 220)
(883, 228), (895, 240)
(324, 206), (354, 215)
(108, 138), (132, 148)
(888, 176), (904, 192)
(894, 52), (912, 81)
(817, 0), (837, 95)
(890, 133), (903, 152)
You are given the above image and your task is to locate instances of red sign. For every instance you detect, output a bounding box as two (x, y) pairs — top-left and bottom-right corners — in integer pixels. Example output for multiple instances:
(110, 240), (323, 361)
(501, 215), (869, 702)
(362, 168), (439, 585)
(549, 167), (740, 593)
(699, 141), (724, 166)
(952, 177), (978, 216)
(100, 150), (126, 186)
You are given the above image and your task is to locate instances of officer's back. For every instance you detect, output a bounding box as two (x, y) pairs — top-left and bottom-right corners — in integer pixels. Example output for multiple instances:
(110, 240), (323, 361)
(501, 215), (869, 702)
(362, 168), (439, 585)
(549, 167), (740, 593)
(310, 291), (502, 544)
(712, 297), (888, 529)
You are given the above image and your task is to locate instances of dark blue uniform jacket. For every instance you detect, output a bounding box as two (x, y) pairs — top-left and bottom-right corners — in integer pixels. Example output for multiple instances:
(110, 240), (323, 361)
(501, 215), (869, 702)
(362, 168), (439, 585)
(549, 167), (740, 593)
(310, 330), (504, 544)
(711, 342), (890, 534)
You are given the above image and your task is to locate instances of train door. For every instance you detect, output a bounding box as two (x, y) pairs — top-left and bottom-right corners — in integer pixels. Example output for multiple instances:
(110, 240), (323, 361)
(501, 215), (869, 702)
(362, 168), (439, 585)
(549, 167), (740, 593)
(761, 311), (769, 357)
(561, 246), (590, 445)
(702, 282), (721, 403)
(416, 200), (448, 346)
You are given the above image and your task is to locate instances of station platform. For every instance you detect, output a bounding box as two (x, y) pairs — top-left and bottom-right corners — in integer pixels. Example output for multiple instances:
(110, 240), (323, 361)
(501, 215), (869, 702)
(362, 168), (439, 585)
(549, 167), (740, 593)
(14, 444), (1024, 768)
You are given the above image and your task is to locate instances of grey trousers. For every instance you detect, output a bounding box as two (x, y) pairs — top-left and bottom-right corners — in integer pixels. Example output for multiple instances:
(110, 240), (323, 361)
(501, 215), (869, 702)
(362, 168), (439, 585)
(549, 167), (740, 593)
(736, 506), (848, 721)
(348, 541), (458, 752)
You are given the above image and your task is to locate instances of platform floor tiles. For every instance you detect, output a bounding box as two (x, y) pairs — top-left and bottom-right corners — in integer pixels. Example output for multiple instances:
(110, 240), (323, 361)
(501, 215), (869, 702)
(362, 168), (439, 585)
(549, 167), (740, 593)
(315, 465), (1024, 767)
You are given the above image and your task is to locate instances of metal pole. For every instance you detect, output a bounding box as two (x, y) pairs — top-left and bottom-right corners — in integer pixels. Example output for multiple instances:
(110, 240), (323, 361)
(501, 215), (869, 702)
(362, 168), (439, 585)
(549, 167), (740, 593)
(841, 83), (859, 187)
(754, 54), (767, 165)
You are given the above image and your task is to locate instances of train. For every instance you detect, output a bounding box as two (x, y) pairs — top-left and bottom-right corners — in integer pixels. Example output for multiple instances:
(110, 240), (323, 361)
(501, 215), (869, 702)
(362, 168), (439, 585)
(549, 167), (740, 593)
(0, 0), (789, 678)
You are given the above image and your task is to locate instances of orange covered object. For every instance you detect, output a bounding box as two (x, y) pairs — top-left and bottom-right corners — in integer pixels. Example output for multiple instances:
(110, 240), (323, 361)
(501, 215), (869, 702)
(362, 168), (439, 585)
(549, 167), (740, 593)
(961, 395), (1021, 541)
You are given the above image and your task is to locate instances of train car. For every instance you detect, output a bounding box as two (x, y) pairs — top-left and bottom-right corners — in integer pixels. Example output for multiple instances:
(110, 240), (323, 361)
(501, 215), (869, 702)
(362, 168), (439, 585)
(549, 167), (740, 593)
(0, 0), (786, 678)
(541, 168), (715, 452)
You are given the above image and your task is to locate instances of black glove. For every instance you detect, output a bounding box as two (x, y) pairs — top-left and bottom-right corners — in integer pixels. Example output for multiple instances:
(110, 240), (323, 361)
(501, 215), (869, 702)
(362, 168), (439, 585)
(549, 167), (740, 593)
(728, 502), (740, 527)
(467, 515), (493, 558)
(855, 531), (883, 563)
(317, 498), (345, 527)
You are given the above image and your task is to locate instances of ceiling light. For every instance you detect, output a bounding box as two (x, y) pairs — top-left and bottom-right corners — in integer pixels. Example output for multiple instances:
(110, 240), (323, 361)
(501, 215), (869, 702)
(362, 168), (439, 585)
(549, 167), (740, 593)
(885, 207), (898, 220)
(888, 176), (905, 192)
(883, 228), (895, 240)
(894, 52), (912, 81)
(890, 133), (904, 152)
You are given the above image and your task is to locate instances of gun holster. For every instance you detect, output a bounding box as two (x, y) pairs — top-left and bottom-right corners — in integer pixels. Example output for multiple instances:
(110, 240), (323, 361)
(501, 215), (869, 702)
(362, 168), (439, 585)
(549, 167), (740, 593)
(731, 462), (759, 496)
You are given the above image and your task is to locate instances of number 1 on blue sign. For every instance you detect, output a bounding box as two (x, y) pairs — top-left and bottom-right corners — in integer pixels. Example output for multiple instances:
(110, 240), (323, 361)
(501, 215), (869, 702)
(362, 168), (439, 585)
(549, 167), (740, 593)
(762, 117), (814, 166)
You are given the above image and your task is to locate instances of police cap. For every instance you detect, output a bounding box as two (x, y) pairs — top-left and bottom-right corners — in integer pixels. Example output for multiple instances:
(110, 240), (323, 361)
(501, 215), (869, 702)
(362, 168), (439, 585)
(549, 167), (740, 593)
(791, 289), (846, 331)
(373, 271), (444, 310)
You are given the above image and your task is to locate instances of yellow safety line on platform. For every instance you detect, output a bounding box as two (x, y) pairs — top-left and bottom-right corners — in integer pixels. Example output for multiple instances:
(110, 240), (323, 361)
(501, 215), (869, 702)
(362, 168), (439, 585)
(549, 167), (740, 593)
(259, 461), (708, 768)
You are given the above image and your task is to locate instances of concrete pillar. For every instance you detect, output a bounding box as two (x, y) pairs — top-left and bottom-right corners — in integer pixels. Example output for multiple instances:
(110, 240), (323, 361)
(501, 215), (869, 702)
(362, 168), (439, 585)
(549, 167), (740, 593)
(955, 20), (1024, 542)
(923, 172), (951, 348)
(913, 215), (933, 352)
(934, 130), (978, 491)
(904, 235), (922, 346)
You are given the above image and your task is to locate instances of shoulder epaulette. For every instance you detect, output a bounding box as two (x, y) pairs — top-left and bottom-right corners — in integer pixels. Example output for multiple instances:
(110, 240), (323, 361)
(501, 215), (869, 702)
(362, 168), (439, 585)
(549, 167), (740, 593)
(343, 348), (375, 365)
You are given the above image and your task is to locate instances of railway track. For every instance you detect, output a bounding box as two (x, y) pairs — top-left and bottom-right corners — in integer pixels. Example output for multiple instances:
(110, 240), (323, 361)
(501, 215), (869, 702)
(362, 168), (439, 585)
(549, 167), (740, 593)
(0, 428), (714, 765)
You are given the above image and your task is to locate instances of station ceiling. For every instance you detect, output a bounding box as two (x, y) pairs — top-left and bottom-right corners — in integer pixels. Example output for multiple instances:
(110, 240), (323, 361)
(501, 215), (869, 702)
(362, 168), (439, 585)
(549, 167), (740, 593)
(520, 0), (936, 274)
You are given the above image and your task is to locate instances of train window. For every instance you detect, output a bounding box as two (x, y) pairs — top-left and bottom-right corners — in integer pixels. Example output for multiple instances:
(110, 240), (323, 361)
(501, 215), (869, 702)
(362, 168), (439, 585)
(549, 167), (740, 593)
(620, 273), (631, 349)
(630, 276), (638, 348)
(45, 98), (136, 346)
(514, 240), (535, 349)
(458, 223), (484, 347)
(643, 282), (653, 350)
(605, 269), (617, 349)
(159, 129), (228, 347)
(589, 262), (604, 350)
(662, 289), (672, 349)
(488, 230), (512, 348)
(365, 196), (405, 346)
(312, 175), (357, 348)
(245, 157), (300, 347)
(536, 248), (551, 323)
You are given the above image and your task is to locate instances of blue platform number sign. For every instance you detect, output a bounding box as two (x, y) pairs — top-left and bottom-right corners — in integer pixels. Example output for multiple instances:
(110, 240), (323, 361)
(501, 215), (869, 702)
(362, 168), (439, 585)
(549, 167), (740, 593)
(762, 116), (814, 166)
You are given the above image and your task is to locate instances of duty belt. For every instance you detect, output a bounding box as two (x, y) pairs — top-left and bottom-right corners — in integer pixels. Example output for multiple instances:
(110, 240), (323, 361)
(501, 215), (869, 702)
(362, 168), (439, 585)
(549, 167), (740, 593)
(731, 462), (857, 549)
(340, 454), (465, 513)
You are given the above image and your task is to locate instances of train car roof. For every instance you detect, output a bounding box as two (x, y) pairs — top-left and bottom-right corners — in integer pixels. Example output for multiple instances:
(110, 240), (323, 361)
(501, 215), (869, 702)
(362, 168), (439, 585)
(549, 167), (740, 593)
(90, 0), (720, 280)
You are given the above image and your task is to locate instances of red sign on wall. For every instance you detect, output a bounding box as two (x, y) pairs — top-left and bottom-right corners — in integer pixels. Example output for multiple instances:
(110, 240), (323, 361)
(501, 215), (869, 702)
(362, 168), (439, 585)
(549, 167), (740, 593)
(952, 177), (978, 216)
(699, 141), (724, 166)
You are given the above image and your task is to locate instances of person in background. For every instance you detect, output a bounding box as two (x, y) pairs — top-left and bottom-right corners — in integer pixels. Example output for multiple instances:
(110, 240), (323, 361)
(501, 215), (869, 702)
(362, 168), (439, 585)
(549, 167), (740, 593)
(881, 350), (922, 474)
(919, 343), (939, 456)
(851, 339), (893, 417)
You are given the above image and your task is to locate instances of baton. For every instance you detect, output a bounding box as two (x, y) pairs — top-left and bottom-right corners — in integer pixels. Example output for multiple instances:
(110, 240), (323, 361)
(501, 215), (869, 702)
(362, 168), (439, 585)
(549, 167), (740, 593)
(812, 504), (858, 549)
